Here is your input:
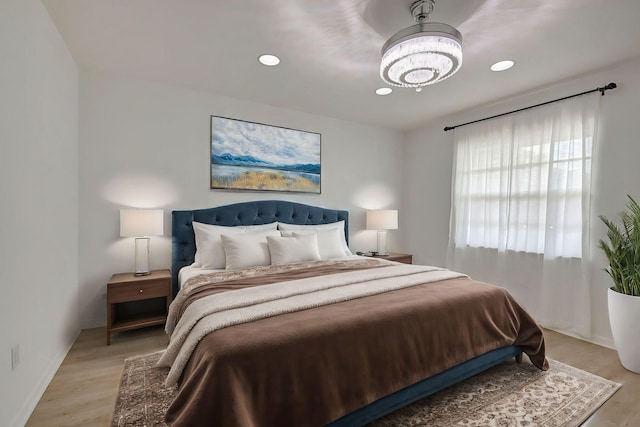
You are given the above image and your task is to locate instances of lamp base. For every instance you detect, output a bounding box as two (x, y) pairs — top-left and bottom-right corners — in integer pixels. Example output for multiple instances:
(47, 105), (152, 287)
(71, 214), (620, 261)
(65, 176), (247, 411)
(134, 237), (151, 276)
(377, 230), (389, 256)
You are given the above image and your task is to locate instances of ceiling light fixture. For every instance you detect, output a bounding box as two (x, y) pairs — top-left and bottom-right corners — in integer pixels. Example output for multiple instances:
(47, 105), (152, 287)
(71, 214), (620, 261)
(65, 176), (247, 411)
(490, 60), (515, 71)
(258, 54), (280, 66)
(380, 0), (462, 88)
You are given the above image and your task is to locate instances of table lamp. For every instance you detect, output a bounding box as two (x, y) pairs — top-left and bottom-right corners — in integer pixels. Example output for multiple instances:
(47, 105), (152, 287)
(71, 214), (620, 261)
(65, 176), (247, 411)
(366, 210), (398, 256)
(120, 209), (164, 276)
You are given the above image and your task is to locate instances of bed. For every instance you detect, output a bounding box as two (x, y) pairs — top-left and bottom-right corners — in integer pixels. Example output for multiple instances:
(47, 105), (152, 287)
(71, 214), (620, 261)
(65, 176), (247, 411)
(164, 200), (547, 427)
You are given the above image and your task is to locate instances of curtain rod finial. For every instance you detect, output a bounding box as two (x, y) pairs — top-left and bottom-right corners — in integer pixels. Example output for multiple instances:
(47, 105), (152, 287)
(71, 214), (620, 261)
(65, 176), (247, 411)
(599, 82), (617, 95)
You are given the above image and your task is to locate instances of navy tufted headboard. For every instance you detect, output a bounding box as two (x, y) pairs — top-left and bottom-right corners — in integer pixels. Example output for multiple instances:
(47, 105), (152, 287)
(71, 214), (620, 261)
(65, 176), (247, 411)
(171, 200), (349, 296)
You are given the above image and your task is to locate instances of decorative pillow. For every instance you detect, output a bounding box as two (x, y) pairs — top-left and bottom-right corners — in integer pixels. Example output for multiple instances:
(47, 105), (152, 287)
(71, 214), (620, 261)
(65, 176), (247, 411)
(220, 230), (280, 270)
(277, 221), (351, 256)
(193, 222), (278, 269)
(291, 229), (348, 259)
(266, 234), (321, 265)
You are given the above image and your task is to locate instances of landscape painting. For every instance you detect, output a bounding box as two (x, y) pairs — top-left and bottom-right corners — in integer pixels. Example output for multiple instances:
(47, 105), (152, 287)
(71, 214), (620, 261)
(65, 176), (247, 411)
(210, 116), (321, 193)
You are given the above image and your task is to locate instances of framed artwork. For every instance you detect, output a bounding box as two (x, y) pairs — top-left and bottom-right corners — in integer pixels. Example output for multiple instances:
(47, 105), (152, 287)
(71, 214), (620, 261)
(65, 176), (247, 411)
(210, 116), (321, 193)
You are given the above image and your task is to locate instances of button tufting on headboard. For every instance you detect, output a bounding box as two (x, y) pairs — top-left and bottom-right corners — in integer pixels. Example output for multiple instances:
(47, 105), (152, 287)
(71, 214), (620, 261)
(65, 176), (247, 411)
(171, 200), (349, 298)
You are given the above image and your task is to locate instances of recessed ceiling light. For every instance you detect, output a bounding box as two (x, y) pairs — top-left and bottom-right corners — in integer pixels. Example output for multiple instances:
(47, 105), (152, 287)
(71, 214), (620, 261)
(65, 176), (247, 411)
(376, 87), (393, 96)
(258, 54), (280, 66)
(490, 60), (515, 72)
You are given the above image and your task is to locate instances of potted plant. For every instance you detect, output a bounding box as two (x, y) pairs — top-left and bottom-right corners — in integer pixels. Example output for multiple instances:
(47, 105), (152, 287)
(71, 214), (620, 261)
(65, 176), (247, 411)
(599, 194), (640, 373)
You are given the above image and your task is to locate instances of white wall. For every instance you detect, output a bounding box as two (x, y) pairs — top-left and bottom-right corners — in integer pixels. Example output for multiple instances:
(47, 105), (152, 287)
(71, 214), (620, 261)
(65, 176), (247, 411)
(78, 68), (405, 327)
(0, 1), (79, 426)
(404, 56), (640, 346)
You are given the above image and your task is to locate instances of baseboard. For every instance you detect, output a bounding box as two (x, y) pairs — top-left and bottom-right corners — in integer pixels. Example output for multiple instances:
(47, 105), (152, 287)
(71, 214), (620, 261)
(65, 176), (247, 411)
(9, 328), (81, 427)
(546, 326), (615, 350)
(583, 334), (615, 350)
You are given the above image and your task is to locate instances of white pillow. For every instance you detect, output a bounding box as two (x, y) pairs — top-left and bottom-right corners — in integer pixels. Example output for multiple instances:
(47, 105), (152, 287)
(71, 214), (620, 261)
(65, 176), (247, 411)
(292, 229), (348, 259)
(267, 234), (321, 265)
(277, 221), (351, 256)
(193, 222), (277, 269)
(221, 230), (280, 270)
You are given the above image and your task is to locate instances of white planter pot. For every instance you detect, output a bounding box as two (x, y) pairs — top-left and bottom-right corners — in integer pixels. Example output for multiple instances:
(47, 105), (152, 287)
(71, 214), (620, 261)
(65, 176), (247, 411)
(608, 287), (640, 373)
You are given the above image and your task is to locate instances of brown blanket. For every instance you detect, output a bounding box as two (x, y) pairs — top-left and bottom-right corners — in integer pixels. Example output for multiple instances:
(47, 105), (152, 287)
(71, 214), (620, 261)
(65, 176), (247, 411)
(165, 261), (547, 427)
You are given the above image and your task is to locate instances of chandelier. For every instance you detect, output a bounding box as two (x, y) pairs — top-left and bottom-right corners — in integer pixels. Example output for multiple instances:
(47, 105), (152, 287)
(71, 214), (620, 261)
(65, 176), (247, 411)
(380, 0), (463, 88)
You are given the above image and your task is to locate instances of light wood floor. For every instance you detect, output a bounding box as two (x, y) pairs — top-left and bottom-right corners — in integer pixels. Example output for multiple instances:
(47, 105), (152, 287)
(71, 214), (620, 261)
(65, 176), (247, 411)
(26, 327), (640, 426)
(26, 326), (168, 427)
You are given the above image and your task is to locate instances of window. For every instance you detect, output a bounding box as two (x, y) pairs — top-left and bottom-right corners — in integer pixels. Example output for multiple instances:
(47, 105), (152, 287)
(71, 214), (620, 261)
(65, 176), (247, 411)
(450, 96), (598, 259)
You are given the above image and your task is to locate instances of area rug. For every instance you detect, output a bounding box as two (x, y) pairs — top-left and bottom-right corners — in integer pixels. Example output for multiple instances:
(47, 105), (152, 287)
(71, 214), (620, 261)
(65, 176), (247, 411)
(112, 351), (620, 427)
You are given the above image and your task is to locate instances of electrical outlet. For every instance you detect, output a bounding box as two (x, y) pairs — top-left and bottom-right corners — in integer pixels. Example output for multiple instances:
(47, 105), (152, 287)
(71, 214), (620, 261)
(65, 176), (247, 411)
(11, 345), (19, 370)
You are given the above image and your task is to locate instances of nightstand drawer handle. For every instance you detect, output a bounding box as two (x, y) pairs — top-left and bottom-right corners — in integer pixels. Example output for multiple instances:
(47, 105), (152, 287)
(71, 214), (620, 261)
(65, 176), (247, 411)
(139, 289), (143, 293)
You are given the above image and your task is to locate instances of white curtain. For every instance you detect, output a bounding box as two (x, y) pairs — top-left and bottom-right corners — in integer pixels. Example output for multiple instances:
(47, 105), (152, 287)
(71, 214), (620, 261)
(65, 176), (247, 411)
(448, 95), (600, 337)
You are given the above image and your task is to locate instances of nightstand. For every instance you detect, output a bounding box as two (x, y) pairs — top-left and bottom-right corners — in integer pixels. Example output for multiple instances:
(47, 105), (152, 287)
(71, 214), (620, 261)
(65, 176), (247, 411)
(372, 252), (413, 264)
(106, 269), (171, 345)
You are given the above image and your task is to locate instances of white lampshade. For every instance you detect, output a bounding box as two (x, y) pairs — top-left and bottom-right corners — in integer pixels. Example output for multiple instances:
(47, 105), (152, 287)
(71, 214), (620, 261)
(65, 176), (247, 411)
(120, 209), (164, 237)
(120, 209), (164, 276)
(366, 210), (398, 256)
(366, 210), (398, 231)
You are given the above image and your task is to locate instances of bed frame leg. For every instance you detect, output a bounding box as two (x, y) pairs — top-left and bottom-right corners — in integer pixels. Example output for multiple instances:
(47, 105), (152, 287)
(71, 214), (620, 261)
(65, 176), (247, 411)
(515, 353), (523, 363)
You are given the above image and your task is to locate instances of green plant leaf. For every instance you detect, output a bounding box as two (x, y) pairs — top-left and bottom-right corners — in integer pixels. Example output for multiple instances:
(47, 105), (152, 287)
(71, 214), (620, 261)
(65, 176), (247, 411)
(599, 195), (640, 296)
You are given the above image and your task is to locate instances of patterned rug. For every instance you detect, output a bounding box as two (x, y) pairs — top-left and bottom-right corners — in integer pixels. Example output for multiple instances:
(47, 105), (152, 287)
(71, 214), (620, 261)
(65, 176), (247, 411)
(112, 351), (620, 427)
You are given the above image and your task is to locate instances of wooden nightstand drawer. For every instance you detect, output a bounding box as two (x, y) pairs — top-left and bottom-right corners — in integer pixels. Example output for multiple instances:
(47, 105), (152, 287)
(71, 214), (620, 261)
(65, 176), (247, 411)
(108, 280), (169, 303)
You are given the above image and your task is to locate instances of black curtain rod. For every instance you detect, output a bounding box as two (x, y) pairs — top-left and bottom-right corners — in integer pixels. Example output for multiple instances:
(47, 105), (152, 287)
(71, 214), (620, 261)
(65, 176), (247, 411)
(443, 82), (617, 132)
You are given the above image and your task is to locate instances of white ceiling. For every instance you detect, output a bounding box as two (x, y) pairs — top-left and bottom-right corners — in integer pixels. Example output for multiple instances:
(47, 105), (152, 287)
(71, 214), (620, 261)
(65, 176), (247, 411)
(42, 0), (640, 131)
